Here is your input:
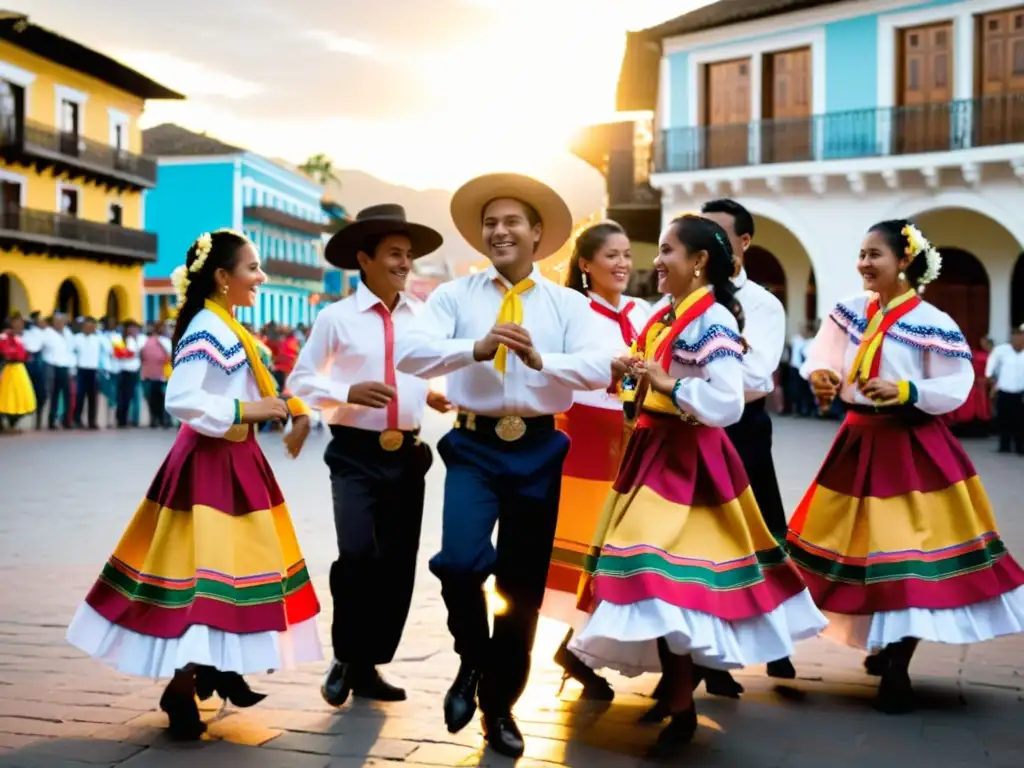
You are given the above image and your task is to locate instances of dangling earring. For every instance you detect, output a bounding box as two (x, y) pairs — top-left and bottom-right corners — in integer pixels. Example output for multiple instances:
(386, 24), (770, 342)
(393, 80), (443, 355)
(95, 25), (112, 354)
(694, 268), (701, 278)
(581, 273), (589, 290)
(221, 284), (228, 294)
(897, 271), (906, 283)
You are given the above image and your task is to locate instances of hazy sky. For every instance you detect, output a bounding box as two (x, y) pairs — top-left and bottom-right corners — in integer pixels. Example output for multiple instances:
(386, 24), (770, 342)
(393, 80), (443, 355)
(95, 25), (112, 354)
(21, 0), (702, 190)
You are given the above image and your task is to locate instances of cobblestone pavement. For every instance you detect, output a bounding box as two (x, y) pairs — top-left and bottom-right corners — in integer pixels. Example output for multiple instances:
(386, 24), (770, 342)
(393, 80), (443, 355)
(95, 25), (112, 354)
(1, 413), (1023, 767)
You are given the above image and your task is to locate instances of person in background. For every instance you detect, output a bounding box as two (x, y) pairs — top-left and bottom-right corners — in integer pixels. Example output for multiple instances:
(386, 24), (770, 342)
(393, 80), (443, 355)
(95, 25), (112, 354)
(21, 311), (45, 430)
(986, 324), (1024, 454)
(72, 317), (102, 430)
(98, 317), (119, 427)
(273, 326), (300, 393)
(114, 321), (142, 428)
(141, 320), (173, 428)
(0, 313), (37, 433)
(787, 323), (814, 416)
(944, 335), (994, 436)
(41, 313), (74, 430)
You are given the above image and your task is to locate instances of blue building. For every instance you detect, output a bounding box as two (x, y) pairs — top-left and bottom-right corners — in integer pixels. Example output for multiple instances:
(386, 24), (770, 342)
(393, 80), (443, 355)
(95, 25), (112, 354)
(589, 0), (1024, 344)
(141, 123), (327, 327)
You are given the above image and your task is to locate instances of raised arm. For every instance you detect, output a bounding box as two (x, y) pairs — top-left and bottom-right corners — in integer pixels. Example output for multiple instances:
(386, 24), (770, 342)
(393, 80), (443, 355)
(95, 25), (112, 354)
(670, 322), (746, 428)
(287, 311), (351, 409)
(395, 283), (477, 378)
(527, 290), (614, 391)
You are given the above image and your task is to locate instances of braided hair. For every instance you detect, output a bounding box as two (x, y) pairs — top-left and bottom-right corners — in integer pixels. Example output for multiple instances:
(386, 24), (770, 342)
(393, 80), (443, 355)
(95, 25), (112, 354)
(170, 230), (251, 353)
(666, 214), (745, 331)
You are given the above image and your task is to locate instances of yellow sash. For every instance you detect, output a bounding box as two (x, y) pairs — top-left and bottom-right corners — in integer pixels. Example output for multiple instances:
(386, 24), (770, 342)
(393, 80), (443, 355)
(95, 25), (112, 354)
(493, 277), (535, 375)
(203, 299), (309, 417)
(847, 288), (918, 385)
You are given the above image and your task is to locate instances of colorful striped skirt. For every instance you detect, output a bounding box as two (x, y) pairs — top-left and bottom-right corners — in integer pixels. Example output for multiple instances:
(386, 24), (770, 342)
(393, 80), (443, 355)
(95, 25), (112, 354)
(66, 424), (322, 678)
(786, 407), (1024, 651)
(540, 403), (629, 627)
(570, 413), (827, 675)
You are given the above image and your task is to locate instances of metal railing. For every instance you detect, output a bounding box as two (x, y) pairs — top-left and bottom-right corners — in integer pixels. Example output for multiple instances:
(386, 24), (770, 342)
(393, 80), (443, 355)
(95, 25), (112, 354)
(0, 207), (157, 259)
(0, 114), (157, 186)
(654, 93), (1024, 174)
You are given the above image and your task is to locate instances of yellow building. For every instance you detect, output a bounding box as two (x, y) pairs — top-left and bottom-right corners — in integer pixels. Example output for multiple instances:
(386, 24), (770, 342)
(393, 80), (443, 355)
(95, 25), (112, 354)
(0, 12), (183, 322)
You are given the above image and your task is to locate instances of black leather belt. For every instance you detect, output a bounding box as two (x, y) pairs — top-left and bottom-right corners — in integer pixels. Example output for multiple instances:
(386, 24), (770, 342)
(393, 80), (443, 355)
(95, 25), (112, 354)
(454, 412), (555, 442)
(329, 424), (421, 452)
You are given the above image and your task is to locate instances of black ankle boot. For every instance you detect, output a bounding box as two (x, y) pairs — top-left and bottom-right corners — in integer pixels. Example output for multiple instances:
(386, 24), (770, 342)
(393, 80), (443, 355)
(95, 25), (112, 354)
(655, 705), (697, 746)
(159, 686), (206, 741)
(195, 666), (267, 708)
(554, 636), (614, 701)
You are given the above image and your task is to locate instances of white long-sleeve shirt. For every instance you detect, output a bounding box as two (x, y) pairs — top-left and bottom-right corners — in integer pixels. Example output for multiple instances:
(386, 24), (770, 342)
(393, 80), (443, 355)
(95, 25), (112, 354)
(731, 268), (785, 402)
(395, 265), (616, 417)
(287, 281), (430, 430)
(986, 343), (1024, 394)
(574, 293), (652, 411)
(40, 327), (75, 368)
(73, 332), (103, 371)
(800, 293), (974, 416)
(165, 309), (259, 438)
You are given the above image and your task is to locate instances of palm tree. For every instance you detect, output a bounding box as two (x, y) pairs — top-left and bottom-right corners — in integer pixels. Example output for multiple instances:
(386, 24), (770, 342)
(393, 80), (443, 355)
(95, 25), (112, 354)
(299, 153), (339, 186)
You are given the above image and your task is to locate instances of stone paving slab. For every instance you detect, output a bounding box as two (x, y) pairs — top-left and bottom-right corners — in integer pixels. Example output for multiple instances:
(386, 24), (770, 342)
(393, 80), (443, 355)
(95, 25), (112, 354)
(1, 415), (1023, 766)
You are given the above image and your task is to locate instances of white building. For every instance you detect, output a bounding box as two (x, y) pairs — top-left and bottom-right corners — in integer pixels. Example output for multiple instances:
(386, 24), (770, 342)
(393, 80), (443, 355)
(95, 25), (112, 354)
(615, 0), (1024, 345)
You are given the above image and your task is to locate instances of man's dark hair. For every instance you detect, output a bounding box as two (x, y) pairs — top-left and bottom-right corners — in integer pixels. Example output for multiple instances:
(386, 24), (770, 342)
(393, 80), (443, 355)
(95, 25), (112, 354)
(701, 198), (755, 239)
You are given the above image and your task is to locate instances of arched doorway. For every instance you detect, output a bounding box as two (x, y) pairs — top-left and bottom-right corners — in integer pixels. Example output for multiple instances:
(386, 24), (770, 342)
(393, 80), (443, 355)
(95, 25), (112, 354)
(55, 279), (81, 319)
(1012, 253), (1024, 330)
(0, 272), (29, 320)
(106, 288), (120, 322)
(806, 271), (818, 325)
(745, 246), (786, 306)
(926, 248), (989, 348)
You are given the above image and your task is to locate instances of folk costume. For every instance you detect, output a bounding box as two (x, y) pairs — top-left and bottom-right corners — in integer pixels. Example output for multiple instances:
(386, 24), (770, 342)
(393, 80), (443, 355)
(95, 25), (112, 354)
(66, 301), (322, 679)
(0, 327), (37, 430)
(787, 290), (1024, 708)
(395, 173), (616, 758)
(570, 289), (826, 680)
(289, 204), (443, 706)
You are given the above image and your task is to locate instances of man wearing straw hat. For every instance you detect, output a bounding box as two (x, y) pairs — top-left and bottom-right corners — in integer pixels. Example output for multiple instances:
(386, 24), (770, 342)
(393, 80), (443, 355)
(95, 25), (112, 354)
(396, 173), (616, 757)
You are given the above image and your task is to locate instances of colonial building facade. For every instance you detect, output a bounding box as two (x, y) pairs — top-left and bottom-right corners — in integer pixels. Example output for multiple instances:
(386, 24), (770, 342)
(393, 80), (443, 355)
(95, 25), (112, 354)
(0, 12), (181, 322)
(142, 124), (328, 327)
(603, 0), (1024, 344)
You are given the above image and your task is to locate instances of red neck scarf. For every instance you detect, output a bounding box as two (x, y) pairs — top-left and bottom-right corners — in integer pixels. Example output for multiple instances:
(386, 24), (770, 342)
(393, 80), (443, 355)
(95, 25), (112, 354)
(589, 299), (637, 345)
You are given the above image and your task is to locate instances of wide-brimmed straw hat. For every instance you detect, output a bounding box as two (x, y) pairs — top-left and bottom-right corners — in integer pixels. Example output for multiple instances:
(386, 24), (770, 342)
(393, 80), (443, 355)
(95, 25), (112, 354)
(450, 172), (572, 261)
(324, 204), (442, 270)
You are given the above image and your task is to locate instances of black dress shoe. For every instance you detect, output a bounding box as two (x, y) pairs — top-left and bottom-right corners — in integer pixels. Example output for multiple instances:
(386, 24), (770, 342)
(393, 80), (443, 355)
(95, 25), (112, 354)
(321, 658), (353, 707)
(443, 661), (480, 733)
(483, 713), (525, 758)
(352, 668), (407, 702)
(766, 657), (797, 679)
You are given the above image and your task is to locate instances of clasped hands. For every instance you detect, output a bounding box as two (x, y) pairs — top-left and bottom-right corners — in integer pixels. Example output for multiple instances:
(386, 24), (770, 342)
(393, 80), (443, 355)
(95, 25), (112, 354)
(809, 370), (900, 407)
(473, 323), (543, 371)
(611, 354), (676, 396)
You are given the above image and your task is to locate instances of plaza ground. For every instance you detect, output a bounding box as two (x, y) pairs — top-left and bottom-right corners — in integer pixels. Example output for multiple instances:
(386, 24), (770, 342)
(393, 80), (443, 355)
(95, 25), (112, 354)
(0, 413), (1022, 767)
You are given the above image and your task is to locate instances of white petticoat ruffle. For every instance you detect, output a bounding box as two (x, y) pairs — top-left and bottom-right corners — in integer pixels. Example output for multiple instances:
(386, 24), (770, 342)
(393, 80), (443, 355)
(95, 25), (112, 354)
(569, 589), (828, 676)
(66, 602), (324, 679)
(822, 584), (1024, 651)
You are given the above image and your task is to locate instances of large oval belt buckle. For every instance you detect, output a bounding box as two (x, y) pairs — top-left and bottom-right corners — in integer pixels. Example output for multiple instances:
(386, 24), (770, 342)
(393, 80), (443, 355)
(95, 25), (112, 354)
(495, 415), (527, 442)
(223, 424), (249, 443)
(379, 429), (404, 452)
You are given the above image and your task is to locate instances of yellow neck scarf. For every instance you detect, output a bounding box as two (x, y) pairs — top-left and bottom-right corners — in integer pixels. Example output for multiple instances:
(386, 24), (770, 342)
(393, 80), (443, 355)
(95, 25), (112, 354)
(203, 299), (309, 417)
(848, 288), (918, 384)
(493, 276), (535, 374)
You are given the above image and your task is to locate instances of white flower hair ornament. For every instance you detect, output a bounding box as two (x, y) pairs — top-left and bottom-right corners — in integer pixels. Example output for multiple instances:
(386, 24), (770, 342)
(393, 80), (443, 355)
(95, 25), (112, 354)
(170, 232), (215, 306)
(901, 223), (941, 294)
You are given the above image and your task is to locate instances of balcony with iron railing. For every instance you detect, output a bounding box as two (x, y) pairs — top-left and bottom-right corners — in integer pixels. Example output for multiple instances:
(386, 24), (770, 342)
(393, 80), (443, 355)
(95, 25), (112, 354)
(0, 114), (158, 189)
(0, 207), (157, 264)
(654, 94), (1024, 175)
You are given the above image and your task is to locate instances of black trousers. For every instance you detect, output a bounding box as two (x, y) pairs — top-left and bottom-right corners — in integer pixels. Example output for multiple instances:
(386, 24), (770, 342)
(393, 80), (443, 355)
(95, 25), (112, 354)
(326, 425), (431, 666)
(73, 368), (99, 428)
(430, 424), (570, 715)
(116, 371), (139, 427)
(725, 398), (788, 538)
(145, 380), (167, 427)
(47, 366), (72, 428)
(995, 390), (1024, 454)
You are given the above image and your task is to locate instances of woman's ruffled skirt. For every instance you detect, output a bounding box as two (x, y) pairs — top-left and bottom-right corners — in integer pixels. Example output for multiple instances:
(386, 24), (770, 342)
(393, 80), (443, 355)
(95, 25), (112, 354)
(66, 425), (323, 678)
(786, 408), (1024, 651)
(0, 362), (36, 416)
(540, 403), (629, 628)
(570, 414), (827, 675)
